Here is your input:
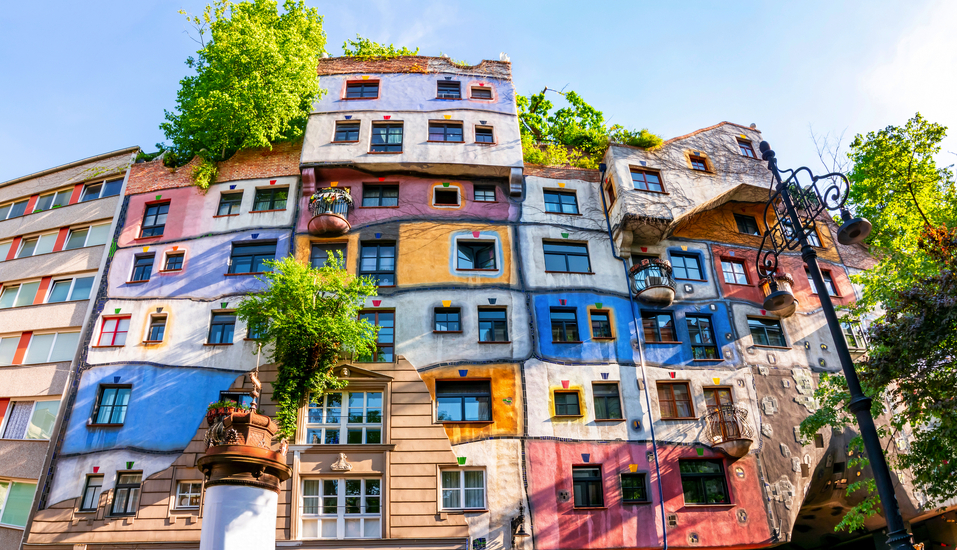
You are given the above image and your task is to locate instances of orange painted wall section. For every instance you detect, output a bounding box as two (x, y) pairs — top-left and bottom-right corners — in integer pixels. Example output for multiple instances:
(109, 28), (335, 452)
(34, 277), (52, 305)
(52, 227), (70, 252)
(12, 331), (33, 365)
(420, 364), (523, 443)
(396, 222), (516, 286)
(293, 233), (359, 275)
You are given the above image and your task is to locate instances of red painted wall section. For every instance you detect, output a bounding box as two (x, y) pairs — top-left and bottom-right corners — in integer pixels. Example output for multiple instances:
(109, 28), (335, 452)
(24, 194), (39, 215)
(52, 227), (70, 252)
(6, 236), (21, 261)
(68, 184), (84, 205)
(12, 331), (32, 365)
(0, 398), (9, 425)
(711, 245), (765, 305)
(33, 277), (52, 304)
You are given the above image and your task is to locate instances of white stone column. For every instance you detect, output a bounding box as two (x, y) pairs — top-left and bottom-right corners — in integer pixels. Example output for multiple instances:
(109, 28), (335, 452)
(199, 485), (279, 550)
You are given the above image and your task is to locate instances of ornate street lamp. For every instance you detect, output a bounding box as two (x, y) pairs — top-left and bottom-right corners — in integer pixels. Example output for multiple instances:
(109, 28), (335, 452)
(755, 142), (911, 550)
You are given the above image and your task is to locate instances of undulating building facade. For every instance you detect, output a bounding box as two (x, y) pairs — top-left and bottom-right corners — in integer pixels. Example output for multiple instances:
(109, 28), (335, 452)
(17, 56), (953, 550)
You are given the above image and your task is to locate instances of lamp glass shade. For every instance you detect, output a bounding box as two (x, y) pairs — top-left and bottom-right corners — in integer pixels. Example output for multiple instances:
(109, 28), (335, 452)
(837, 217), (872, 245)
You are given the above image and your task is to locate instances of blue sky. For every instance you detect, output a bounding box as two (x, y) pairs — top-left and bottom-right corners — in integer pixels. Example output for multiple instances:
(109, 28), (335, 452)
(1, 0), (954, 182)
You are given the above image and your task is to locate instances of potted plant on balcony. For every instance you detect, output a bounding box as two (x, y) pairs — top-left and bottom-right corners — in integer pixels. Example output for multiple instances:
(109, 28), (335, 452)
(309, 187), (353, 215)
(205, 399), (252, 426)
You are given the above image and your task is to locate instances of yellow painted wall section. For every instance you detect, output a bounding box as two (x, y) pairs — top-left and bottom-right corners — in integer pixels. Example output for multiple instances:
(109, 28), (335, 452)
(396, 222), (515, 285)
(420, 364), (522, 444)
(293, 233), (359, 274)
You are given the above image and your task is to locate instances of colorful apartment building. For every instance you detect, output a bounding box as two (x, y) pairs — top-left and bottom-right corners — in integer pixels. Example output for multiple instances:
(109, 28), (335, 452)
(17, 56), (948, 550)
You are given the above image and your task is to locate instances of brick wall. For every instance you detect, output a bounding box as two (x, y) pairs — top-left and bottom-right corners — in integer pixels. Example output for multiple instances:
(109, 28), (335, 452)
(316, 56), (511, 79)
(524, 164), (601, 182)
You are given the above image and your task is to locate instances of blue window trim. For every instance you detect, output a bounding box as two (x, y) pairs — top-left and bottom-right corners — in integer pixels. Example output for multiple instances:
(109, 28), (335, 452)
(666, 248), (708, 282)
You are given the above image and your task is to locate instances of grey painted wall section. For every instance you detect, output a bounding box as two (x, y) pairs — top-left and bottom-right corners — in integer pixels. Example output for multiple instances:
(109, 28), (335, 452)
(0, 300), (88, 334)
(0, 195), (118, 241)
(0, 440), (49, 480)
(0, 245), (105, 283)
(0, 362), (71, 398)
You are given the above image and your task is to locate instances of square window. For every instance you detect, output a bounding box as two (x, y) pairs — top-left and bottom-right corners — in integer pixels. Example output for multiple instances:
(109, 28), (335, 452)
(670, 253), (703, 280)
(690, 155), (708, 171)
(593, 383), (622, 420)
(175, 482), (203, 509)
(470, 86), (492, 100)
(686, 316), (718, 359)
(208, 313), (236, 344)
(346, 81), (379, 99)
(17, 237), (37, 258)
(841, 321), (866, 349)
(252, 188), (288, 211)
(371, 124), (403, 152)
(111, 473), (142, 516)
(131, 254), (154, 282)
(703, 387), (734, 412)
(434, 189), (459, 206)
(311, 243), (347, 269)
(734, 214), (760, 236)
(748, 317), (787, 347)
(550, 308), (580, 342)
(80, 475), (104, 511)
(81, 184), (102, 202)
(679, 460), (729, 505)
(478, 308), (508, 342)
(361, 185), (399, 207)
(572, 466), (603, 508)
(429, 123), (464, 143)
(642, 312), (676, 343)
(437, 81), (461, 99)
(0, 480), (38, 527)
(543, 241), (591, 273)
(217, 192), (243, 216)
(657, 381), (694, 419)
(473, 185), (496, 202)
(147, 316), (166, 342)
(721, 259), (749, 285)
(357, 311), (394, 362)
(434, 308), (461, 332)
(98, 317), (131, 347)
(1, 400), (60, 439)
(543, 190), (579, 214)
(441, 470), (485, 509)
(738, 139), (757, 158)
(334, 122), (361, 142)
(229, 242), (276, 274)
(475, 127), (494, 143)
(436, 380), (491, 422)
(359, 243), (396, 286)
(554, 391), (581, 416)
(590, 311), (613, 339)
(141, 202), (169, 237)
(164, 253), (184, 271)
(631, 169), (664, 193)
(457, 242), (496, 270)
(47, 280), (73, 303)
(621, 473), (648, 502)
(93, 386), (132, 424)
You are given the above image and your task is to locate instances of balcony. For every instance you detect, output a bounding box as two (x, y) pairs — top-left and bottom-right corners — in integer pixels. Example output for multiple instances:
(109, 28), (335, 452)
(307, 188), (352, 236)
(760, 272), (797, 317)
(629, 258), (676, 306)
(704, 404), (754, 459)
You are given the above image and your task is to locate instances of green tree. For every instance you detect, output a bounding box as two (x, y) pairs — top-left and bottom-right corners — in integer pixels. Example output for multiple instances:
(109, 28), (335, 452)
(236, 255), (380, 439)
(342, 34), (419, 59)
(160, 0), (327, 188)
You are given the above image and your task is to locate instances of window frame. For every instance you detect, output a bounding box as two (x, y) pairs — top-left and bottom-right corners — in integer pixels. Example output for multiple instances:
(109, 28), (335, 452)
(304, 391), (383, 445)
(357, 310), (394, 362)
(174, 481), (203, 510)
(572, 466), (604, 508)
(440, 469), (486, 510)
(44, 275), (95, 304)
(428, 122), (464, 143)
(64, 222), (111, 250)
(435, 380), (492, 423)
(90, 385), (133, 426)
(251, 187), (288, 212)
(163, 252), (185, 272)
(140, 201), (170, 238)
(456, 241), (497, 271)
(216, 191), (243, 217)
(686, 315), (719, 360)
(841, 320), (867, 349)
(333, 121), (361, 143)
(310, 243), (348, 269)
(737, 139), (757, 158)
(678, 459), (730, 506)
(433, 307), (461, 333)
(474, 126), (494, 144)
(130, 254), (155, 283)
(359, 242), (396, 286)
(553, 390), (582, 417)
(432, 187), (461, 207)
(657, 381), (695, 420)
(733, 213), (761, 236)
(806, 227), (823, 248)
(747, 317), (788, 348)
(477, 307), (508, 343)
(589, 310), (614, 339)
(592, 382), (623, 421)
(543, 190), (580, 215)
(550, 308), (581, 343)
(79, 475), (104, 512)
(80, 178), (124, 202)
(641, 311), (678, 343)
(620, 472), (649, 503)
(0, 280), (43, 309)
(469, 86), (493, 100)
(360, 185), (399, 208)
(228, 241), (277, 275)
(110, 472), (142, 517)
(207, 312), (236, 345)
(96, 316), (131, 347)
(33, 188), (73, 213)
(543, 240), (592, 274)
(300, 477), (382, 540)
(0, 479), (38, 527)
(344, 81), (379, 100)
(436, 80), (462, 99)
(720, 258), (750, 285)
(370, 123), (403, 153)
(473, 185), (496, 202)
(16, 231), (58, 259)
(22, 331), (79, 363)
(146, 314), (167, 343)
(689, 155), (709, 171)
(806, 268), (839, 296)
(631, 169), (665, 193)
(670, 253), (704, 281)
(0, 398), (61, 440)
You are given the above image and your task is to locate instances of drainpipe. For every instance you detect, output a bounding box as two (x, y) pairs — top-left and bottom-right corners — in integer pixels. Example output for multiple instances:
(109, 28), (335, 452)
(598, 163), (668, 550)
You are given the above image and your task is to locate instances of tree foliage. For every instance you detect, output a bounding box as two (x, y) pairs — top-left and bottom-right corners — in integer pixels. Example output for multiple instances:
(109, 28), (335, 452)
(236, 255), (380, 439)
(342, 34), (419, 59)
(160, 0), (327, 187)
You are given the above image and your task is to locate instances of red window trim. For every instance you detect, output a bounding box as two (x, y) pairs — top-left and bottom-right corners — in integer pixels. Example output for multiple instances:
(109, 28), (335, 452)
(98, 316), (131, 347)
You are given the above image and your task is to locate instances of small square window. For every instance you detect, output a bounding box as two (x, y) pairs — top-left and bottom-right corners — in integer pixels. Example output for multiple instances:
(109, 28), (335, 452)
(175, 482), (203, 509)
(670, 253), (703, 281)
(346, 81), (379, 99)
(690, 155), (708, 171)
(434, 308), (461, 332)
(593, 383), (622, 420)
(371, 123), (403, 152)
(334, 122), (360, 142)
(217, 192), (243, 216)
(679, 460), (729, 505)
(437, 81), (461, 99)
(208, 313), (236, 344)
(721, 259), (748, 285)
(164, 253), (184, 271)
(478, 308), (508, 342)
(550, 308), (580, 342)
(734, 214), (760, 236)
(621, 473), (648, 503)
(554, 391), (581, 416)
(441, 470), (485, 509)
(470, 86), (493, 100)
(252, 188), (288, 211)
(475, 127), (494, 144)
(572, 466), (603, 508)
(147, 316), (166, 342)
(141, 202), (169, 238)
(642, 311), (676, 343)
(473, 185), (496, 202)
(806, 228), (822, 247)
(80, 475), (104, 511)
(631, 169), (664, 193)
(7, 199), (29, 219)
(359, 243), (396, 286)
(841, 320), (866, 349)
(436, 380), (491, 422)
(429, 123), (464, 143)
(748, 317), (787, 347)
(92, 385), (132, 425)
(590, 311), (612, 339)
(457, 242), (496, 270)
(657, 381), (693, 419)
(434, 189), (459, 206)
(361, 185), (399, 207)
(738, 139), (757, 158)
(543, 190), (579, 214)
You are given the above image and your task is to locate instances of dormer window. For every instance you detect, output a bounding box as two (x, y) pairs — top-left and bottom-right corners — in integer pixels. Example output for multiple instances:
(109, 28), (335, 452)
(437, 81), (461, 99)
(345, 81), (379, 99)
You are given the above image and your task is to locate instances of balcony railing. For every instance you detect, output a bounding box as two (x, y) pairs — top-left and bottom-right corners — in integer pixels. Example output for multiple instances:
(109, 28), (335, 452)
(308, 189), (352, 236)
(629, 258), (677, 306)
(704, 404), (754, 458)
(309, 196), (350, 217)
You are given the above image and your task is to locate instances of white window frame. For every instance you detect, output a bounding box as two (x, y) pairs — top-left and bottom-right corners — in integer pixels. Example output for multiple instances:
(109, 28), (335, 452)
(64, 222), (111, 250)
(440, 469), (486, 510)
(0, 199), (31, 221)
(300, 477), (382, 540)
(0, 279), (43, 309)
(161, 250), (187, 272)
(33, 188), (73, 213)
(0, 478), (39, 528)
(80, 178), (124, 202)
(174, 481), (203, 509)
(79, 474), (104, 512)
(0, 397), (61, 440)
(431, 186), (462, 208)
(16, 232), (57, 259)
(22, 331), (80, 364)
(43, 274), (96, 304)
(304, 391), (383, 445)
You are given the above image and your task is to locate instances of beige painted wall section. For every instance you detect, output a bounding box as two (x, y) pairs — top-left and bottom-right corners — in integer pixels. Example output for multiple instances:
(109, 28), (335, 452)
(0, 196), (119, 242)
(0, 300), (88, 334)
(0, 150), (132, 203)
(449, 439), (525, 550)
(0, 440), (49, 480)
(0, 363), (70, 398)
(0, 245), (105, 282)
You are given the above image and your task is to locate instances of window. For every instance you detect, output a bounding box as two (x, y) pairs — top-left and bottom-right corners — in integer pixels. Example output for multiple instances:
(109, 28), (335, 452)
(46, 277), (93, 304)
(175, 482), (202, 509)
(80, 475), (104, 511)
(0, 400), (60, 439)
(704, 388), (733, 411)
(98, 317), (130, 346)
(721, 259), (748, 285)
(604, 180), (617, 208)
(229, 242), (276, 274)
(217, 192), (243, 216)
(631, 169), (664, 193)
(572, 467), (603, 508)
(429, 123), (464, 143)
(738, 139), (757, 158)
(590, 311), (612, 339)
(642, 312), (676, 343)
(361, 185), (398, 207)
(543, 190), (579, 214)
(657, 382), (693, 419)
(478, 308), (508, 342)
(0, 281), (40, 309)
(64, 223), (111, 250)
(842, 321), (866, 349)
(0, 241), (10, 260)
(208, 313), (235, 344)
(130, 254), (154, 282)
(357, 311), (394, 362)
(748, 317), (787, 347)
(550, 308), (580, 342)
(441, 470), (485, 509)
(543, 241), (591, 273)
(147, 316), (166, 342)
(475, 127), (494, 143)
(433, 188), (459, 206)
(247, 320), (267, 340)
(621, 473), (648, 503)
(457, 242), (496, 270)
(140, 202), (169, 237)
(220, 391), (255, 409)
(807, 269), (838, 296)
(34, 189), (72, 212)
(345, 81), (379, 99)
(0, 337), (17, 366)
(593, 383), (622, 420)
(359, 243), (396, 286)
(437, 81), (461, 99)
(306, 392), (382, 444)
(1, 199), (29, 220)
(0, 480), (37, 527)
(470, 86), (492, 100)
(24, 332), (79, 363)
(436, 380), (491, 422)
(334, 122), (361, 142)
(370, 123), (403, 152)
(554, 391), (581, 416)
(17, 232), (57, 258)
(679, 460), (729, 505)
(252, 188), (288, 211)
(473, 185), (495, 202)
(311, 243), (347, 269)
(81, 179), (123, 202)
(686, 316), (718, 359)
(301, 478), (381, 539)
(92, 386), (132, 425)
(690, 155), (708, 171)
(671, 253), (703, 280)
(434, 308), (460, 332)
(111, 473), (142, 516)
(807, 227), (822, 247)
(164, 253), (184, 271)
(734, 214), (760, 236)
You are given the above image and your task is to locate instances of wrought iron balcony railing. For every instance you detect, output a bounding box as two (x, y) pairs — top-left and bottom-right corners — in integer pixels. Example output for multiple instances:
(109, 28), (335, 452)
(309, 196), (350, 217)
(308, 189), (353, 236)
(704, 404), (754, 458)
(629, 258), (677, 306)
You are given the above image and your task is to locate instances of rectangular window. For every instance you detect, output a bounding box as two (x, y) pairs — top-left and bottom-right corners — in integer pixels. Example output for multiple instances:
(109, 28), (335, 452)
(7, 200), (29, 219)
(80, 475), (104, 511)
(306, 391), (382, 445)
(217, 192), (243, 216)
(247, 320), (267, 340)
(131, 254), (154, 282)
(311, 244), (347, 269)
(434, 308), (460, 332)
(704, 387), (733, 411)
(572, 467), (603, 508)
(748, 317), (787, 347)
(0, 281), (41, 309)
(1, 400), (60, 439)
(807, 269), (838, 296)
(554, 391), (581, 416)
(593, 383), (622, 420)
(175, 482), (202, 509)
(631, 169), (664, 193)
(110, 473), (142, 516)
(690, 155), (708, 171)
(457, 242), (496, 270)
(807, 228), (822, 247)
(470, 86), (492, 100)
(361, 185), (399, 207)
(208, 313), (236, 344)
(141, 202), (169, 237)
(437, 81), (461, 99)
(92, 386), (132, 425)
(359, 243), (396, 286)
(550, 308), (580, 342)
(370, 123), (403, 152)
(738, 139), (757, 158)
(734, 214), (760, 236)
(0, 241), (11, 261)
(229, 242), (276, 274)
(346, 81), (379, 99)
(34, 190), (71, 212)
(679, 460), (729, 505)
(475, 127), (494, 143)
(604, 180), (617, 208)
(543, 241), (591, 273)
(147, 316), (166, 342)
(671, 254), (702, 280)
(433, 188), (459, 206)
(164, 253), (184, 271)
(64, 223), (111, 250)
(97, 317), (131, 346)
(0, 480), (38, 527)
(478, 308), (508, 342)
(543, 190), (579, 214)
(47, 276), (94, 303)
(252, 188), (288, 211)
(301, 478), (381, 539)
(81, 179), (123, 202)
(16, 237), (37, 258)
(436, 380), (491, 422)
(441, 470), (485, 510)
(429, 123), (464, 143)
(357, 311), (394, 362)
(590, 311), (612, 339)
(621, 473), (648, 503)
(473, 185), (495, 202)
(0, 286), (16, 309)
(642, 311), (676, 342)
(842, 321), (866, 349)
(334, 122), (361, 142)
(657, 381), (694, 419)
(686, 316), (718, 359)
(24, 332), (79, 363)
(721, 259), (748, 285)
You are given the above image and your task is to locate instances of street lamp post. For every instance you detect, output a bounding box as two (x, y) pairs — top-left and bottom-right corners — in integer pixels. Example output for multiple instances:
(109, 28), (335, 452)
(755, 141), (912, 550)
